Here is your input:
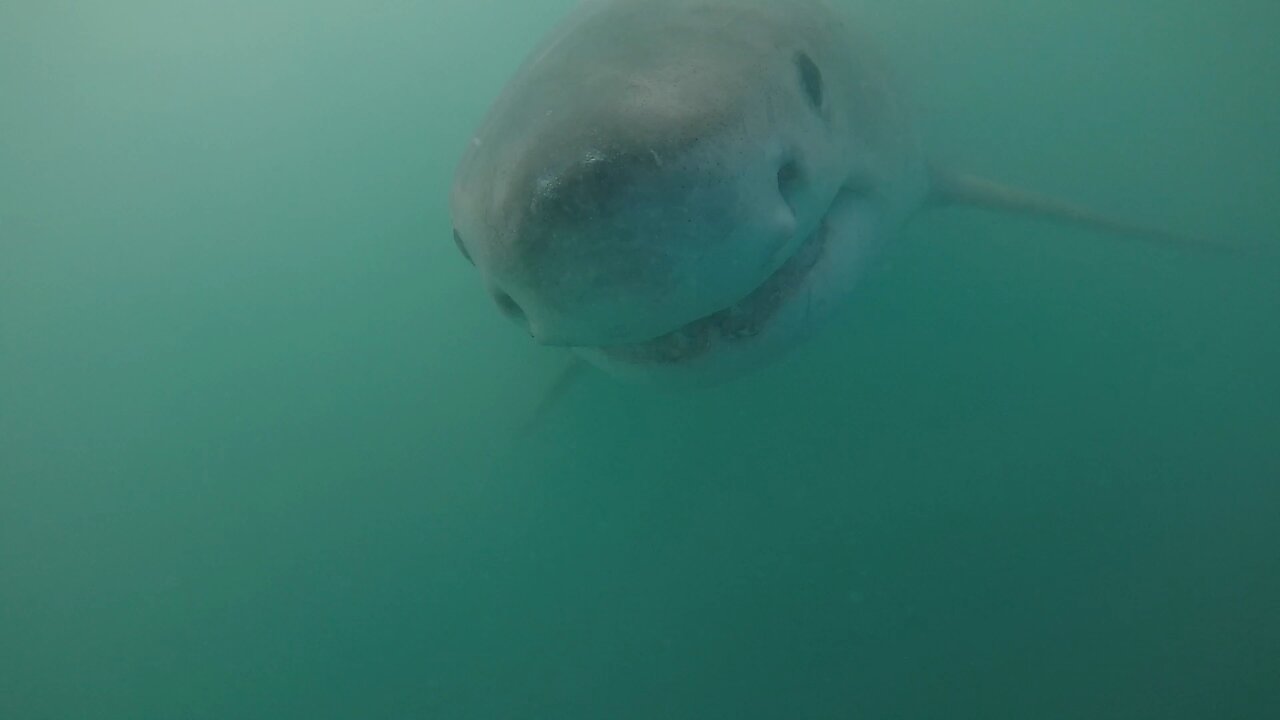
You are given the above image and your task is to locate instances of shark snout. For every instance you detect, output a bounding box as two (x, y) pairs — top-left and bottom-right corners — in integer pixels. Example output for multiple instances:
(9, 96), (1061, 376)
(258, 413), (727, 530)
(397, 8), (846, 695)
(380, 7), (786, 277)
(477, 150), (800, 348)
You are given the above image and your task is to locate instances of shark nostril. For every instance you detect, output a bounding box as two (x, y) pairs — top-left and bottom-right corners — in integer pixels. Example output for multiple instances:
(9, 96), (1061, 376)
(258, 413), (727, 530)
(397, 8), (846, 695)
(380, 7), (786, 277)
(777, 159), (804, 214)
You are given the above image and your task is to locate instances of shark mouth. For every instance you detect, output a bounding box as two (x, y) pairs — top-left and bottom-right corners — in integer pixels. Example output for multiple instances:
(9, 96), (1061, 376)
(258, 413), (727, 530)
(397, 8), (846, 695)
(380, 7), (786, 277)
(595, 217), (832, 365)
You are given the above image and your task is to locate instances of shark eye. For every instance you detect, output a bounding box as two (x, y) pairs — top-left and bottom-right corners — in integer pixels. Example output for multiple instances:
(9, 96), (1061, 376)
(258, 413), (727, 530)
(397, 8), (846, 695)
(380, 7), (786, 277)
(795, 52), (824, 110)
(493, 291), (525, 322)
(453, 229), (473, 265)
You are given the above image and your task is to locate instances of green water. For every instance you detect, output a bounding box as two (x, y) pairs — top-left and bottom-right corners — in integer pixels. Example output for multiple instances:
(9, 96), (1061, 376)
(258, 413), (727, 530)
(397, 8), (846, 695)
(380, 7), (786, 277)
(2, 1), (1278, 718)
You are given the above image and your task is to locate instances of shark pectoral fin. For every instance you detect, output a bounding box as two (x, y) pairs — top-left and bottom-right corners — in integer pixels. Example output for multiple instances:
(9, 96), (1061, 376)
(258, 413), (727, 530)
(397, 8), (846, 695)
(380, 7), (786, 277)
(927, 166), (1235, 252)
(517, 356), (589, 439)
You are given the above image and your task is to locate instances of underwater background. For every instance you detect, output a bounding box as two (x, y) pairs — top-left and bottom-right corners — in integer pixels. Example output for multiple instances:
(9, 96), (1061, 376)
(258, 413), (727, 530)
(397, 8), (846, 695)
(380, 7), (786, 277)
(2, 1), (1278, 718)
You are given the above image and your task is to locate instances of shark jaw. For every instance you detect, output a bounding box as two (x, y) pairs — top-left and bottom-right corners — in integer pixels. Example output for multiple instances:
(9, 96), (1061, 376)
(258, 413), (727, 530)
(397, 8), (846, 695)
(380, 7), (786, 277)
(593, 199), (836, 366)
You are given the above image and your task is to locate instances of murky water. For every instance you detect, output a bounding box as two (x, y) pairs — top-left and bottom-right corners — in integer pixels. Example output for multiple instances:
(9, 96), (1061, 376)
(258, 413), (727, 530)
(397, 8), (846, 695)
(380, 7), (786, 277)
(2, 1), (1278, 718)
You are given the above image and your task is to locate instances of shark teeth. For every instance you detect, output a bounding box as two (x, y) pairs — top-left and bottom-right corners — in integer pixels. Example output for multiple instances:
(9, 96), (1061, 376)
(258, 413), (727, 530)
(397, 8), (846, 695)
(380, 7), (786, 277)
(598, 218), (831, 364)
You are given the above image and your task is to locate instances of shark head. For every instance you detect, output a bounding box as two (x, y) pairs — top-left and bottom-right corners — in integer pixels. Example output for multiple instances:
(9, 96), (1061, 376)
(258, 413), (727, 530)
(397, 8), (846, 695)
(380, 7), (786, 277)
(451, 0), (927, 383)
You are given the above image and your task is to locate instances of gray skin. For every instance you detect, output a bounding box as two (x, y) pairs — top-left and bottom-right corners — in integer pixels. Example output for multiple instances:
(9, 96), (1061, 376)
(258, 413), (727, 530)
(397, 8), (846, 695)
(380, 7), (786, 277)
(449, 0), (939, 383)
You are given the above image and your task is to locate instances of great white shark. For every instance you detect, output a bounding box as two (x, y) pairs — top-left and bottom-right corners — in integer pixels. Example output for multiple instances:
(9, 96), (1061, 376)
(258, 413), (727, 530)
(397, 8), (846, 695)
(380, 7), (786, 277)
(450, 0), (1213, 390)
